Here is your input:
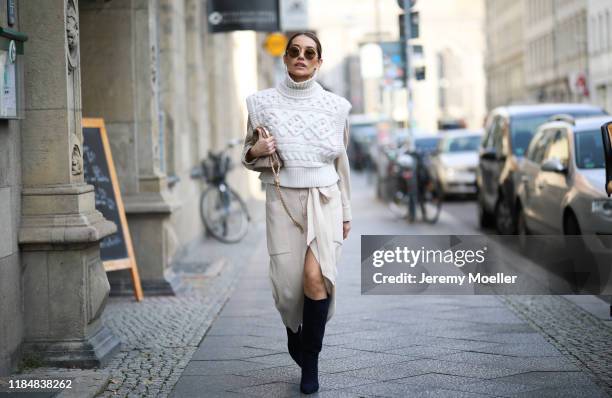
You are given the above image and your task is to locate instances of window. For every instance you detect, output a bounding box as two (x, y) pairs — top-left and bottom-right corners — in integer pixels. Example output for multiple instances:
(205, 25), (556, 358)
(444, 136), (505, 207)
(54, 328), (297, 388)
(531, 129), (554, 164)
(574, 129), (605, 169)
(526, 130), (544, 161)
(441, 135), (482, 153)
(544, 129), (569, 167)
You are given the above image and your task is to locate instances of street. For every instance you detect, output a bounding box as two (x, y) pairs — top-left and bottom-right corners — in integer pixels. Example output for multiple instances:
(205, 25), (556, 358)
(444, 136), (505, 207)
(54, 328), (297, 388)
(168, 171), (612, 397)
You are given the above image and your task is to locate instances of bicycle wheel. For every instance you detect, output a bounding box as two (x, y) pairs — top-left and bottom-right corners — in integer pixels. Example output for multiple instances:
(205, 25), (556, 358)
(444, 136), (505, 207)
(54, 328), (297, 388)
(388, 191), (409, 218)
(420, 180), (442, 224)
(200, 185), (249, 243)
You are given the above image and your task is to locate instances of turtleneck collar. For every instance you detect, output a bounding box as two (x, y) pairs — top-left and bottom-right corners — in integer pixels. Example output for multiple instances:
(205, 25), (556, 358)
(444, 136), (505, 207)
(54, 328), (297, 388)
(277, 69), (322, 99)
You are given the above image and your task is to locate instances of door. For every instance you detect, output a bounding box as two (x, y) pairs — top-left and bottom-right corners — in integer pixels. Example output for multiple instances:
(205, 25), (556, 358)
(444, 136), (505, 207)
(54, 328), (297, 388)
(520, 130), (546, 231)
(479, 115), (503, 211)
(539, 129), (570, 232)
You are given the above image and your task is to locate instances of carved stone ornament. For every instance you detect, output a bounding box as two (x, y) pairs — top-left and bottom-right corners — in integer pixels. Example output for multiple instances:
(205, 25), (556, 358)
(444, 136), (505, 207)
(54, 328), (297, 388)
(72, 144), (83, 175)
(66, 0), (80, 73)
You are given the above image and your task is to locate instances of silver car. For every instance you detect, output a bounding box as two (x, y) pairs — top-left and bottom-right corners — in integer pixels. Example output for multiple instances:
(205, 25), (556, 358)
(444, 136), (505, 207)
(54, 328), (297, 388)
(432, 129), (483, 196)
(516, 116), (612, 236)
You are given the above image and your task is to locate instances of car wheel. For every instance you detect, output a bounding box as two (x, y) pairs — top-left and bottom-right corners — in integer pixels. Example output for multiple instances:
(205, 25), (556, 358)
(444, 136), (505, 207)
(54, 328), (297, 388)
(564, 211), (581, 235)
(495, 194), (516, 234)
(477, 189), (494, 228)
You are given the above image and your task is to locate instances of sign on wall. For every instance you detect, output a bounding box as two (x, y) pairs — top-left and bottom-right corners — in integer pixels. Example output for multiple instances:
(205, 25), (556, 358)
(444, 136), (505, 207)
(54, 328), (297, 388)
(207, 0), (280, 33)
(280, 0), (309, 31)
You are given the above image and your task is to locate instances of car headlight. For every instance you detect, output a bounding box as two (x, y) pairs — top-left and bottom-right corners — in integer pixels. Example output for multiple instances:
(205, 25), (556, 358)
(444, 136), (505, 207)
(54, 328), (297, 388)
(591, 199), (612, 218)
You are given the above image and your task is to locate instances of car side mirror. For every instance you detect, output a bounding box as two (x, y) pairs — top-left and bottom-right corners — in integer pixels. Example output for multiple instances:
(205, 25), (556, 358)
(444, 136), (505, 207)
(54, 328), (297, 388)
(480, 148), (497, 160)
(602, 122), (612, 197)
(540, 158), (567, 174)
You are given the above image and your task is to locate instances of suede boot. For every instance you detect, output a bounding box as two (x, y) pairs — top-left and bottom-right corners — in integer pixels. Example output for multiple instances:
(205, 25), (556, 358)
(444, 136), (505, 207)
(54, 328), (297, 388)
(300, 294), (330, 394)
(286, 325), (302, 367)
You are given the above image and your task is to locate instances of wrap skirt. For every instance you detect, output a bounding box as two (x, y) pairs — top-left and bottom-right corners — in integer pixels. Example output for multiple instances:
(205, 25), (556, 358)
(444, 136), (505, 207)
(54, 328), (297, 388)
(265, 182), (344, 333)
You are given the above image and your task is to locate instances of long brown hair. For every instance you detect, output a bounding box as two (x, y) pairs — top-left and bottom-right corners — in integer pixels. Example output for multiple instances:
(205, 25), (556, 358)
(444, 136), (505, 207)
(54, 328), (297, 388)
(285, 32), (322, 59)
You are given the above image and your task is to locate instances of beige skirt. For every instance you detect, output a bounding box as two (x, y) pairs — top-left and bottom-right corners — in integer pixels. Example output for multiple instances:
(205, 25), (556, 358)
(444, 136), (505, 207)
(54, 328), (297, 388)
(265, 182), (344, 333)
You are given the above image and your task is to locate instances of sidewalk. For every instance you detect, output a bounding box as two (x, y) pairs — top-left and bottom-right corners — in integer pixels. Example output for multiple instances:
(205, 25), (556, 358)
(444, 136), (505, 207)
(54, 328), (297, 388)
(3, 198), (267, 398)
(170, 175), (611, 398)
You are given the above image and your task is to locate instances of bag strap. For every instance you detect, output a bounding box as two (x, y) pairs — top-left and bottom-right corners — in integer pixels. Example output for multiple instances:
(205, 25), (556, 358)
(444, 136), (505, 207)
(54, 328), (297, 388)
(256, 126), (304, 234)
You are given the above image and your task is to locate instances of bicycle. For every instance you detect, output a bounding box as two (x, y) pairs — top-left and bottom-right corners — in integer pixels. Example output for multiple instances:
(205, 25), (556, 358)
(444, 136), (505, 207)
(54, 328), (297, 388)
(388, 147), (443, 224)
(191, 138), (250, 243)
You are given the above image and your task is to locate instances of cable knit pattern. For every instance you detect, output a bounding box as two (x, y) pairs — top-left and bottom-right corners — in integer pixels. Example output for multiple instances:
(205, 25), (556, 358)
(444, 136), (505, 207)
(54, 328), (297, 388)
(245, 72), (352, 187)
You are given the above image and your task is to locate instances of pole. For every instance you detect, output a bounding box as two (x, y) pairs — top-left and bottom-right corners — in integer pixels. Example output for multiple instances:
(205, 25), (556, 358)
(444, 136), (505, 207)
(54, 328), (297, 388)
(403, 0), (414, 150)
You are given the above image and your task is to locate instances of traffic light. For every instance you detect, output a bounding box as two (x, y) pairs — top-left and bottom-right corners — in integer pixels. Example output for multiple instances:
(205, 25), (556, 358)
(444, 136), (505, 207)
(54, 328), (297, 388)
(415, 66), (426, 81)
(399, 12), (419, 40)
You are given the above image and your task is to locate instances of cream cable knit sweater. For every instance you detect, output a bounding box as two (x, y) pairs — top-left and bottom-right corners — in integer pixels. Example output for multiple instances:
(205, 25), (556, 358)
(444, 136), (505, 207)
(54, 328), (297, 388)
(241, 71), (353, 222)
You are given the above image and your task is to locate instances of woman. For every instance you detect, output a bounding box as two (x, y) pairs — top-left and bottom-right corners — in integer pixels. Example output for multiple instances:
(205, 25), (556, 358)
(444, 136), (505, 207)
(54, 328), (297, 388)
(241, 32), (352, 394)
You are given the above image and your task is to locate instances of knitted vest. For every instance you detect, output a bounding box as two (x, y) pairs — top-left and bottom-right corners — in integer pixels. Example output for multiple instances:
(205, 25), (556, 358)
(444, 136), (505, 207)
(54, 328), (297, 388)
(246, 72), (352, 187)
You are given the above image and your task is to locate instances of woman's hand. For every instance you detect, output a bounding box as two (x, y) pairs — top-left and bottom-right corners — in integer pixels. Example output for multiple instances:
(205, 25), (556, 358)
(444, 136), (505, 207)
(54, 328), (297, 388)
(250, 136), (277, 158)
(343, 221), (351, 240)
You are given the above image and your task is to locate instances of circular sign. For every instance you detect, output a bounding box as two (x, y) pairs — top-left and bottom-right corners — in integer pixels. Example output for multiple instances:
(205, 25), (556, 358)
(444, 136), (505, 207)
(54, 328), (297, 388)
(264, 33), (288, 57)
(8, 40), (16, 64)
(397, 0), (416, 9)
(208, 11), (222, 25)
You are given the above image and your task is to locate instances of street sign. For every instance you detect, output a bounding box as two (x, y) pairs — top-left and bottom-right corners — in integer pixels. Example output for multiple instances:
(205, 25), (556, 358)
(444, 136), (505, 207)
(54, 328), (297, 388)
(280, 0), (309, 31)
(379, 42), (405, 87)
(207, 0), (280, 33)
(264, 33), (288, 57)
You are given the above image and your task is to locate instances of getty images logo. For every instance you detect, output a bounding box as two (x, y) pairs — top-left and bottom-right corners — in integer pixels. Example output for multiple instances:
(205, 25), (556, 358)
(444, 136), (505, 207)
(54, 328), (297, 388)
(372, 246), (488, 268)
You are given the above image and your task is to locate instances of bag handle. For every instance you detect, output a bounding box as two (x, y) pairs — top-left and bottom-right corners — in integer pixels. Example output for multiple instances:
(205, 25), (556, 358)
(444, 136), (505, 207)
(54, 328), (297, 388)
(255, 126), (304, 234)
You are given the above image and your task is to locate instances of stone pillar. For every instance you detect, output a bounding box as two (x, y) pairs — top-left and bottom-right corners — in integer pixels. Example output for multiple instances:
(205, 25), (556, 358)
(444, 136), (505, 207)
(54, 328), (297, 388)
(79, 0), (178, 296)
(18, 0), (120, 367)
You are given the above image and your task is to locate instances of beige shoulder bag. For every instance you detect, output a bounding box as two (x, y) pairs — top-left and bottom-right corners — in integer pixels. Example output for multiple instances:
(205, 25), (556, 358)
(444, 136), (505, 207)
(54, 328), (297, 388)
(253, 126), (304, 234)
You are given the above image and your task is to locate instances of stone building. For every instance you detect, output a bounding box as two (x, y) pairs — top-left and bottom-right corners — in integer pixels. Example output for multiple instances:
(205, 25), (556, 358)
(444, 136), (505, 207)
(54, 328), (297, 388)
(524, 0), (589, 103)
(587, 0), (612, 112)
(484, 0), (527, 109)
(0, 0), (272, 376)
(410, 0), (486, 130)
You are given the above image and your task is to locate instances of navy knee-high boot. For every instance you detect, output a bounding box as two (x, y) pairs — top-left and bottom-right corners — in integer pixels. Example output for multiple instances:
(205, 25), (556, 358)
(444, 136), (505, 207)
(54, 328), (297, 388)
(300, 294), (330, 394)
(286, 325), (302, 367)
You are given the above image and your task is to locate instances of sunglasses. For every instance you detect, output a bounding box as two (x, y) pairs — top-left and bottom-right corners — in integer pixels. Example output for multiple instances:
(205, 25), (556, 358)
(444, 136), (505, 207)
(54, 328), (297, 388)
(286, 45), (318, 60)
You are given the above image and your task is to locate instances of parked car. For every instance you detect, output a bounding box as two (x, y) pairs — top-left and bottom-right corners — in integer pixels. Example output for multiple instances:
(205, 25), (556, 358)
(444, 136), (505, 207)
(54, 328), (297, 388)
(516, 115), (612, 237)
(347, 114), (381, 171)
(431, 129), (483, 197)
(477, 104), (607, 234)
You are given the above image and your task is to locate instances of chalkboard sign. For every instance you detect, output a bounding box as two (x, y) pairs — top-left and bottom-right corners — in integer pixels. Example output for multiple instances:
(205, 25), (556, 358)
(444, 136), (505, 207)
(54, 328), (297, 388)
(82, 118), (143, 301)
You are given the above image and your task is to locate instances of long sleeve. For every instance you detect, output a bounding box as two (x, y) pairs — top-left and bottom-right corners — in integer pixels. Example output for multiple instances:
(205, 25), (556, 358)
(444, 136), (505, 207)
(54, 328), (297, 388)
(241, 116), (259, 171)
(334, 120), (352, 222)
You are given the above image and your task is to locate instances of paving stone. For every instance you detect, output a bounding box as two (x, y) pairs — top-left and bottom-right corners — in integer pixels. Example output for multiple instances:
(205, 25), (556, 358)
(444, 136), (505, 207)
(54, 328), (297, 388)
(393, 373), (481, 390)
(230, 381), (300, 397)
(342, 381), (426, 397)
(167, 374), (263, 397)
(319, 353), (416, 374)
(181, 360), (275, 376)
(439, 351), (579, 372)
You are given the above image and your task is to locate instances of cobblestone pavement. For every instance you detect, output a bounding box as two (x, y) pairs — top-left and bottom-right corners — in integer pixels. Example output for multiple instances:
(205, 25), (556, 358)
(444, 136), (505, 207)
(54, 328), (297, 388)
(96, 203), (267, 397)
(170, 173), (611, 398)
(500, 295), (612, 395)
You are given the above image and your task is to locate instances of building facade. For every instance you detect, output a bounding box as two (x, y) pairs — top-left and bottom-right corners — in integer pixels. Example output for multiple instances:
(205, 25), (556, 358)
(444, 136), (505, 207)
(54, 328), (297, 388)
(588, 0), (612, 112)
(0, 0), (270, 376)
(485, 0), (527, 109)
(524, 0), (589, 103)
(411, 0), (487, 131)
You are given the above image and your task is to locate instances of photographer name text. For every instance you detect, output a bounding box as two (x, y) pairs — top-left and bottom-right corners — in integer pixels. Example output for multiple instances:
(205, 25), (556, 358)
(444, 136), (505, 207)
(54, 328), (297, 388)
(372, 272), (517, 285)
